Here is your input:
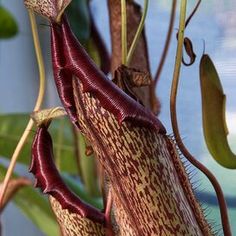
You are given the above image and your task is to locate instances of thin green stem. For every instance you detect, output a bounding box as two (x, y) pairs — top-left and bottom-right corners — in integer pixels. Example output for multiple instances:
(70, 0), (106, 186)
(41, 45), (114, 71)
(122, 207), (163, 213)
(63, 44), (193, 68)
(170, 1), (232, 235)
(0, 10), (46, 206)
(127, 0), (149, 65)
(170, 0), (186, 94)
(121, 0), (127, 65)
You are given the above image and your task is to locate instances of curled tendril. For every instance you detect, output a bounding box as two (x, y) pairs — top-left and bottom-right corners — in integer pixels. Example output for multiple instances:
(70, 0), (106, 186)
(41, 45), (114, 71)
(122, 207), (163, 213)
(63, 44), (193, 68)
(171, 1), (232, 235)
(176, 0), (201, 67)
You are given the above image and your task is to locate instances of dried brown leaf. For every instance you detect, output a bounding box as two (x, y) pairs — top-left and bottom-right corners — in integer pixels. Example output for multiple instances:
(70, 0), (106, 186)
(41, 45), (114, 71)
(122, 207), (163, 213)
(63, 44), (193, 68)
(107, 0), (159, 111)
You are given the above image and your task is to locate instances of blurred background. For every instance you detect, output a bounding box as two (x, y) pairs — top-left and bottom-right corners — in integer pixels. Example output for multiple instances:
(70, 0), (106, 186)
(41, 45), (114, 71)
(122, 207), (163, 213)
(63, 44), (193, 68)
(0, 0), (235, 235)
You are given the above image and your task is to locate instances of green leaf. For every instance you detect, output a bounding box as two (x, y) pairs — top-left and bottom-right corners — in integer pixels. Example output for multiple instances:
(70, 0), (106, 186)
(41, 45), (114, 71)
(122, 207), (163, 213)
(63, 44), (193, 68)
(0, 6), (18, 39)
(199, 54), (236, 169)
(0, 165), (59, 236)
(66, 0), (90, 44)
(0, 113), (78, 174)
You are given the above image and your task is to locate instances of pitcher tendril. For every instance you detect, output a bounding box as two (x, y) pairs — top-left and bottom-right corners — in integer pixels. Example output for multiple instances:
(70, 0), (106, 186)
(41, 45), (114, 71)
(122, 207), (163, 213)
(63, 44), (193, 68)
(170, 1), (232, 235)
(0, 10), (46, 206)
(185, 0), (201, 28)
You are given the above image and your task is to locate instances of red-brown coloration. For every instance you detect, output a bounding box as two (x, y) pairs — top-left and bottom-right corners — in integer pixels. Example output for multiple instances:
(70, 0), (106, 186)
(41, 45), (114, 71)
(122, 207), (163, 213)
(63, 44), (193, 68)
(30, 125), (104, 224)
(72, 79), (212, 235)
(107, 0), (150, 74)
(85, 145), (94, 156)
(177, 0), (200, 67)
(112, 65), (152, 105)
(23, 0), (230, 235)
(51, 16), (166, 133)
(47, 15), (213, 235)
(51, 23), (79, 128)
(182, 37), (196, 66)
(107, 0), (160, 113)
(185, 0), (202, 28)
(50, 197), (105, 236)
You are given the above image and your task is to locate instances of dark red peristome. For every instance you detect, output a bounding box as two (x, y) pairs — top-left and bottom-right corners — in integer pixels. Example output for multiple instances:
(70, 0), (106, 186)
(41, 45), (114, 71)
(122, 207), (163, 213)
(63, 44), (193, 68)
(50, 15), (166, 133)
(30, 126), (104, 224)
(51, 23), (79, 129)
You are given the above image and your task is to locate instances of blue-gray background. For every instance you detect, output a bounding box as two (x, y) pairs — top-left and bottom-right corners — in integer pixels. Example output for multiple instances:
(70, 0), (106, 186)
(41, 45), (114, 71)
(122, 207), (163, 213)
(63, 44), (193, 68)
(0, 0), (235, 235)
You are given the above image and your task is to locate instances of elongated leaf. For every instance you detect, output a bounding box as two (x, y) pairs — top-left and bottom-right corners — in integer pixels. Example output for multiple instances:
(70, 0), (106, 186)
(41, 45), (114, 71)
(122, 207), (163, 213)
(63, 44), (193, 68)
(200, 54), (236, 169)
(0, 165), (59, 236)
(0, 6), (18, 39)
(0, 114), (78, 173)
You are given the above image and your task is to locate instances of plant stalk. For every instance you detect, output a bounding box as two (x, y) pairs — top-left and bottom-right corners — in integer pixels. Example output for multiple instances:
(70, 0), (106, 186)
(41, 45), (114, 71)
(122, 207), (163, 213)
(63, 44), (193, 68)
(170, 1), (232, 235)
(127, 0), (149, 65)
(0, 10), (46, 206)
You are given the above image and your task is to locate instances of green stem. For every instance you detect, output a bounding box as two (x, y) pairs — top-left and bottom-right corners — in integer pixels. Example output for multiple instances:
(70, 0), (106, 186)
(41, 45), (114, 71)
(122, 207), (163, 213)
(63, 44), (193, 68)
(170, 0), (186, 93)
(121, 0), (127, 65)
(170, 1), (232, 235)
(127, 0), (149, 65)
(0, 10), (46, 206)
